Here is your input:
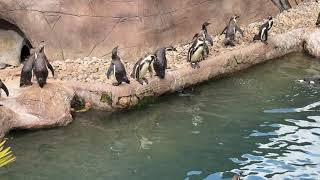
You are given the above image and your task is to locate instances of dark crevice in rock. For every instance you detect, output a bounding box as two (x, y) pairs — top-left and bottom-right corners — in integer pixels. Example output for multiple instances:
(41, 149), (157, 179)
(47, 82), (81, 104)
(20, 45), (30, 62)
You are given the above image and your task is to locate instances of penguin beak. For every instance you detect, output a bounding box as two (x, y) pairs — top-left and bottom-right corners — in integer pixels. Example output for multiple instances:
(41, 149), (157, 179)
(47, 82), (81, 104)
(173, 47), (177, 52)
(235, 15), (240, 19)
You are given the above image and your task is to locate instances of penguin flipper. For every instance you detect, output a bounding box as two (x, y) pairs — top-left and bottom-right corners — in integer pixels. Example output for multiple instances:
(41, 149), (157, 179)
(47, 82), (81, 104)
(106, 64), (114, 79)
(47, 63), (55, 77)
(205, 35), (214, 46)
(221, 26), (227, 35)
(0, 81), (9, 97)
(236, 26), (244, 37)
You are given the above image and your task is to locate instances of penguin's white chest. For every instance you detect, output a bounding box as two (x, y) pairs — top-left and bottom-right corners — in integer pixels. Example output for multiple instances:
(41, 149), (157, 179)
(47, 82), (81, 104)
(139, 62), (150, 78)
(191, 46), (204, 62)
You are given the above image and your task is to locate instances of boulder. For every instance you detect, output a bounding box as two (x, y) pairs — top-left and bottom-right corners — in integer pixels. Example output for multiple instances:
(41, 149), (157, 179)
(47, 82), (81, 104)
(0, 81), (75, 138)
(304, 29), (320, 57)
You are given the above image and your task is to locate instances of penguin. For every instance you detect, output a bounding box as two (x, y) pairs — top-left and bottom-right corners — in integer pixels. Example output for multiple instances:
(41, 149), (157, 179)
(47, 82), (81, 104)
(316, 12), (320, 26)
(199, 22), (214, 46)
(253, 16), (274, 44)
(131, 54), (156, 85)
(221, 15), (244, 46)
(153, 46), (177, 79)
(33, 42), (54, 88)
(188, 35), (206, 69)
(20, 48), (35, 87)
(106, 46), (130, 86)
(298, 75), (320, 85)
(0, 79), (9, 101)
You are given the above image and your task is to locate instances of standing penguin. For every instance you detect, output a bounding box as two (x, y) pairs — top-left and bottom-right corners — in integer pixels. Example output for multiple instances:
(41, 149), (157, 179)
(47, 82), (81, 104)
(253, 16), (274, 44)
(188, 35), (206, 69)
(153, 46), (177, 79)
(221, 15), (244, 46)
(199, 22), (214, 46)
(316, 12), (320, 26)
(131, 54), (156, 85)
(0, 79), (9, 98)
(106, 46), (130, 86)
(33, 42), (55, 88)
(20, 48), (35, 87)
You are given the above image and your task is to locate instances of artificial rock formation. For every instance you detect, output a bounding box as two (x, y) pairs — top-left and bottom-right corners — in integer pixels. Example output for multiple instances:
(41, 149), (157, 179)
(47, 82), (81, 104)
(0, 0), (284, 61)
(0, 81), (74, 137)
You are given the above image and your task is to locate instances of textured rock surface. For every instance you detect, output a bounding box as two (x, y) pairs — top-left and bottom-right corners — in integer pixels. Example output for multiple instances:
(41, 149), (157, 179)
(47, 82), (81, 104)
(0, 80), (74, 138)
(304, 29), (320, 57)
(0, 0), (280, 60)
(0, 30), (24, 66)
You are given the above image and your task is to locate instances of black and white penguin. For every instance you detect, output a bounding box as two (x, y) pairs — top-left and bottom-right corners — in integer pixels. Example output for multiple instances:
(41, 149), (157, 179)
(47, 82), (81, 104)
(188, 35), (206, 69)
(199, 22), (214, 46)
(221, 15), (244, 46)
(131, 54), (156, 85)
(0, 79), (9, 98)
(20, 48), (35, 87)
(316, 12), (320, 26)
(33, 42), (54, 88)
(153, 46), (177, 79)
(253, 16), (274, 44)
(106, 46), (130, 86)
(298, 75), (320, 85)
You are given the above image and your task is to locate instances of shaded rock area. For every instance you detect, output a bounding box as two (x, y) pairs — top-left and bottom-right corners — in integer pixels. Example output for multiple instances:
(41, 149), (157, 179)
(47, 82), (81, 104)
(0, 30), (25, 66)
(0, 1), (319, 138)
(304, 30), (320, 57)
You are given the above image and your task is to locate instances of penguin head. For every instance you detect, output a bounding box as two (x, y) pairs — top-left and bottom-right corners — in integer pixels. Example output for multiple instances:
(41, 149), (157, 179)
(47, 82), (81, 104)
(231, 15), (239, 22)
(112, 46), (119, 59)
(202, 22), (211, 29)
(268, 16), (273, 21)
(38, 41), (45, 53)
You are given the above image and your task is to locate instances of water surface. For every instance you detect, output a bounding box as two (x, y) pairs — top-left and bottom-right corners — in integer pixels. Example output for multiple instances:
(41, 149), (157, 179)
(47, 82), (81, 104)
(1, 53), (320, 179)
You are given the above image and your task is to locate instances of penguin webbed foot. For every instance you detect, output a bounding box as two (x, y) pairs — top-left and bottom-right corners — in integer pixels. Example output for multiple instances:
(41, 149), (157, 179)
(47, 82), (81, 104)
(143, 78), (149, 84)
(263, 41), (268, 45)
(112, 81), (121, 86)
(137, 79), (144, 85)
(191, 63), (197, 69)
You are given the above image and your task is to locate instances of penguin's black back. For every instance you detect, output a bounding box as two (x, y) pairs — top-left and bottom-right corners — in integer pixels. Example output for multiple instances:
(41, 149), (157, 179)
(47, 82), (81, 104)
(34, 53), (49, 88)
(20, 54), (35, 87)
(154, 47), (167, 79)
(113, 58), (129, 83)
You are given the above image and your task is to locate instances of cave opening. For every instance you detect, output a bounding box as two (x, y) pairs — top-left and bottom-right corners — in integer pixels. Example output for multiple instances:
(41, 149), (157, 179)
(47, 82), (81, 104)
(0, 18), (32, 65)
(20, 45), (30, 62)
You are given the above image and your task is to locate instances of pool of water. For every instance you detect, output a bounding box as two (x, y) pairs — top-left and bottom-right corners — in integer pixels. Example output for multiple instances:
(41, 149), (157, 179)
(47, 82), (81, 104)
(1, 53), (320, 180)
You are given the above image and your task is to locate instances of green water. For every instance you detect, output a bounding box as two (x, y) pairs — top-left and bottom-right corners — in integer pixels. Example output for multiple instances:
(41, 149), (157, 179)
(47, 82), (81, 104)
(1, 53), (320, 179)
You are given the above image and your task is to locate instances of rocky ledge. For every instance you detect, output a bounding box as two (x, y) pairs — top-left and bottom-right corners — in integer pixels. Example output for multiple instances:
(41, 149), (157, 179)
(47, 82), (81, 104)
(0, 1), (320, 138)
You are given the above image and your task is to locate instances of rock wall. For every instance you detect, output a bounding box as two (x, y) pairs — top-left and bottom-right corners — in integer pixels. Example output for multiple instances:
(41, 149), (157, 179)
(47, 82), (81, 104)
(0, 0), (283, 61)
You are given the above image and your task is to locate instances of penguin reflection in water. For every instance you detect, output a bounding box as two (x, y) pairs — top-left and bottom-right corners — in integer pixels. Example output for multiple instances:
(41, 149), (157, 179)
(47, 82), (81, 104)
(188, 34), (207, 69)
(131, 54), (156, 85)
(20, 48), (35, 87)
(33, 42), (55, 88)
(106, 46), (130, 86)
(253, 16), (274, 44)
(153, 46), (177, 79)
(221, 15), (244, 46)
(0, 79), (9, 106)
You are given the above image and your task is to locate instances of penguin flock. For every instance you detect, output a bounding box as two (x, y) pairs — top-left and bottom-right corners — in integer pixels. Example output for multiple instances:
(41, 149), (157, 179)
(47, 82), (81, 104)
(106, 15), (275, 85)
(0, 12), (318, 102)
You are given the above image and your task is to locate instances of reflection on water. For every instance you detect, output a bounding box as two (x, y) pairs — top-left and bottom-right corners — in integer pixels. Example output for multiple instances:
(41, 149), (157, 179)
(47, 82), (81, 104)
(2, 53), (320, 180)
